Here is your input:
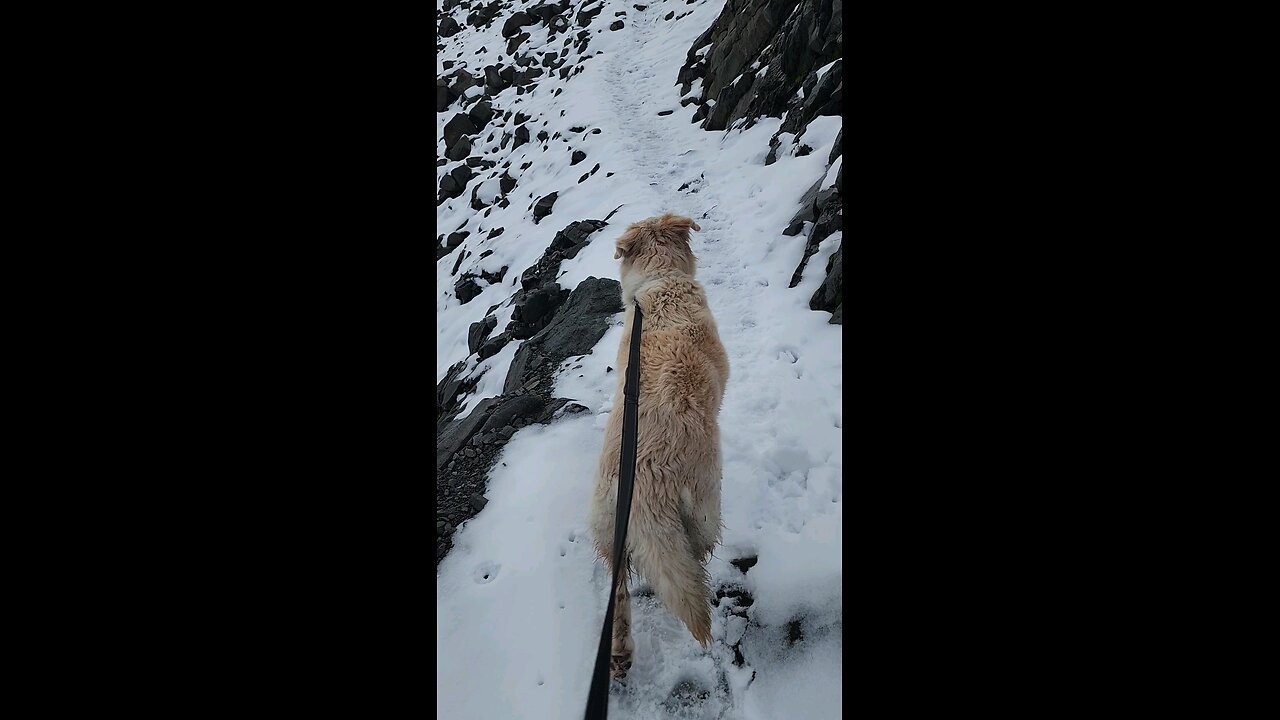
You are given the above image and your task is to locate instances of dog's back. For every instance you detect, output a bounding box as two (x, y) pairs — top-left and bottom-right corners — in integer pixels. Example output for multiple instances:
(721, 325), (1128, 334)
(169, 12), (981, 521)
(588, 214), (728, 649)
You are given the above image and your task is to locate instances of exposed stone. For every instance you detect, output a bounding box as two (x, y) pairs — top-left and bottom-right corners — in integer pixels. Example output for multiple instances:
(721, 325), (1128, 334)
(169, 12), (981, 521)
(446, 135), (472, 161)
(443, 113), (479, 150)
(808, 244), (841, 322)
(502, 11), (536, 38)
(468, 315), (498, 354)
(504, 277), (623, 393)
(533, 192), (558, 223)
(789, 194), (841, 287)
(468, 100), (495, 129)
(478, 331), (513, 360)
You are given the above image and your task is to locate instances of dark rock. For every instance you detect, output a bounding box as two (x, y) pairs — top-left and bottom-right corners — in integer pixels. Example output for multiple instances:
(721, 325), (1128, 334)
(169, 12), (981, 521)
(610, 20), (624, 30)
(436, 396), (500, 469)
(470, 494), (488, 512)
(657, 109), (674, 116)
(578, 2), (603, 26)
(481, 394), (560, 433)
(809, 244), (841, 318)
(437, 80), (451, 112)
(439, 16), (461, 37)
(529, 0), (571, 22)
(634, 3), (648, 9)
(443, 113), (479, 150)
(730, 556), (759, 573)
(455, 275), (483, 304)
(814, 187), (837, 214)
(439, 165), (474, 200)
(468, 100), (495, 129)
(499, 425), (517, 438)
(478, 331), (513, 360)
(488, 226), (505, 239)
(570, 150), (586, 165)
(828, 127), (842, 164)
(468, 315), (498, 354)
(446, 135), (472, 161)
(782, 219), (805, 236)
(665, 11), (675, 20)
(484, 65), (507, 92)
(507, 31), (530, 54)
(565, 403), (589, 413)
(519, 285), (570, 326)
(437, 360), (468, 420)
(513, 124), (530, 149)
(504, 277), (623, 393)
(447, 69), (480, 100)
(537, 129), (550, 142)
(789, 194), (841, 288)
(533, 192), (558, 223)
(680, 95), (702, 107)
(502, 11), (535, 38)
(684, 0), (842, 130)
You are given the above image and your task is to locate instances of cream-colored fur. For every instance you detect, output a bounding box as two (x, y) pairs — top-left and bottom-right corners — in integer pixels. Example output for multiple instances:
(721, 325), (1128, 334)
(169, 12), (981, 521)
(586, 213), (730, 677)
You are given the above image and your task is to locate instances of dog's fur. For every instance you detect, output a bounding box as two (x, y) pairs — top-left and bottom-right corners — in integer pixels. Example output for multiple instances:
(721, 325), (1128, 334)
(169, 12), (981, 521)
(586, 213), (730, 678)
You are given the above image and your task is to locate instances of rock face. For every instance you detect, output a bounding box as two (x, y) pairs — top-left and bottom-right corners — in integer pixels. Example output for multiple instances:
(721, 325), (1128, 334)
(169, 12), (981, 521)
(808, 245), (841, 323)
(436, 279), (623, 567)
(678, 0), (841, 132)
(672, 0), (842, 322)
(504, 277), (623, 393)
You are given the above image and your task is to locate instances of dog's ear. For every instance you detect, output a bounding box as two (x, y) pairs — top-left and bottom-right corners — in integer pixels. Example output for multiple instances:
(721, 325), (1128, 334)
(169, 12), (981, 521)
(657, 214), (701, 234)
(614, 226), (641, 259)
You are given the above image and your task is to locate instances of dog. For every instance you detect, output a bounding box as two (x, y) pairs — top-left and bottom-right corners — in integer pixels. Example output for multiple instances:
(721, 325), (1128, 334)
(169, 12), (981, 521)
(586, 213), (730, 679)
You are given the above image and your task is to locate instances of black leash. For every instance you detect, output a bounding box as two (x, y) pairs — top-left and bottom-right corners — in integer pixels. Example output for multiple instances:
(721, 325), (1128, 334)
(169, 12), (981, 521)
(584, 304), (643, 720)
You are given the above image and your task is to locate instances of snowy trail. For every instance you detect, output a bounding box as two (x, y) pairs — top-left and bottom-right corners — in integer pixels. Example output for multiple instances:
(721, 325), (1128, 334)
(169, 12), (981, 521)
(438, 3), (841, 718)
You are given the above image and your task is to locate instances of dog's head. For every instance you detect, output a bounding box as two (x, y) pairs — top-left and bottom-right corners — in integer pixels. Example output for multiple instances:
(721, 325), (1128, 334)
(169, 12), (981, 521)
(614, 213), (701, 283)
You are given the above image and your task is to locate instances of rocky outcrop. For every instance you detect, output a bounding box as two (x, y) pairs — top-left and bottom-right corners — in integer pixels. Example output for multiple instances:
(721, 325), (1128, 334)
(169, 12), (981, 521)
(678, 0), (841, 133)
(808, 245), (841, 324)
(437, 276), (624, 566)
(504, 277), (623, 394)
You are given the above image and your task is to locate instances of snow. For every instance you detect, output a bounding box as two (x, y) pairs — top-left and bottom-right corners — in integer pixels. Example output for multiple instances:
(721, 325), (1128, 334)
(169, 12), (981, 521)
(438, 1), (841, 717)
(814, 59), (838, 84)
(822, 155), (842, 189)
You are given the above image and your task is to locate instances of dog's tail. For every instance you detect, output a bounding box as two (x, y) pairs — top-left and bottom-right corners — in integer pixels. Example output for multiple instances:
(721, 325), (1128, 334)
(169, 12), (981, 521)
(629, 516), (712, 646)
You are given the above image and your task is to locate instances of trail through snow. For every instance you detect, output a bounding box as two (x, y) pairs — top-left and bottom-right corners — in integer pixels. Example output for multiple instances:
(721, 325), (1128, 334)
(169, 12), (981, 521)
(437, 3), (841, 718)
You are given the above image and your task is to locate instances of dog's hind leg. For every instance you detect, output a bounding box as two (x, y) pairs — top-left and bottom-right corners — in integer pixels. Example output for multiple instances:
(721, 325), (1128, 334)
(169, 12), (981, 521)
(630, 520), (713, 646)
(606, 555), (635, 678)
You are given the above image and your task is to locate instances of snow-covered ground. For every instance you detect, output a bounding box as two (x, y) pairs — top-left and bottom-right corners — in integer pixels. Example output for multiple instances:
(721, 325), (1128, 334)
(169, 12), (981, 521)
(438, 1), (842, 717)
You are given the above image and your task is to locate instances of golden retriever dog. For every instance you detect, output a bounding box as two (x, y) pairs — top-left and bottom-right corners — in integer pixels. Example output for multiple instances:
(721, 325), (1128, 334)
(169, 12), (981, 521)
(586, 213), (730, 678)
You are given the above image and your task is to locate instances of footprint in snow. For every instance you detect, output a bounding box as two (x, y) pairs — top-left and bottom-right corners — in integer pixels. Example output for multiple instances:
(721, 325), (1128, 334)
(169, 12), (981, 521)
(473, 562), (500, 584)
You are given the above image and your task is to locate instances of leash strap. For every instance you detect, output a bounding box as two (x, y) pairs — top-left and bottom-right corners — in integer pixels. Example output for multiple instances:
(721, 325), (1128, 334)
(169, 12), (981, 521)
(584, 304), (643, 720)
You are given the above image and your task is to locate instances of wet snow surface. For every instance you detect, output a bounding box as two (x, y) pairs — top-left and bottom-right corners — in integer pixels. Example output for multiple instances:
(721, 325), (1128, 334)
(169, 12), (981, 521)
(438, 1), (842, 717)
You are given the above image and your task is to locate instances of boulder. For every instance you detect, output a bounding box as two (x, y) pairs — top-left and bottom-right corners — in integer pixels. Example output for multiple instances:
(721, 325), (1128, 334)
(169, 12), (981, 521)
(504, 277), (623, 393)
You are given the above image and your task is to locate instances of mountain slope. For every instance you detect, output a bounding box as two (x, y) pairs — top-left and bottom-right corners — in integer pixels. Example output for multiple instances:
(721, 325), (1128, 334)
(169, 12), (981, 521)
(437, 1), (842, 717)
